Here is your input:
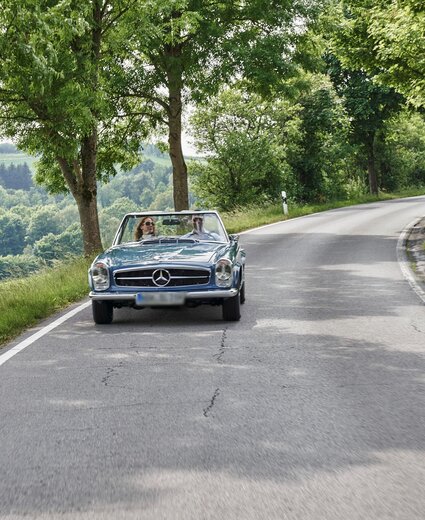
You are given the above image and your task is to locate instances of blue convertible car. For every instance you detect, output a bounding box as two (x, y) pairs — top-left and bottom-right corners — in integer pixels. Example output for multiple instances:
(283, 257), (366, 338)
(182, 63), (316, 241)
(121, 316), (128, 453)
(89, 211), (246, 324)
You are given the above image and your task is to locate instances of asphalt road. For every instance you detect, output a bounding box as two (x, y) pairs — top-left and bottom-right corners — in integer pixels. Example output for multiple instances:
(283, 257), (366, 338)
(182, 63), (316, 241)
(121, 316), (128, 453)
(1, 197), (425, 520)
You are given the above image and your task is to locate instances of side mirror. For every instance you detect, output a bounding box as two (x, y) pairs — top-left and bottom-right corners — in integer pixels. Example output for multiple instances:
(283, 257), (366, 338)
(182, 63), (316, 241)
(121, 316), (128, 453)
(229, 234), (240, 242)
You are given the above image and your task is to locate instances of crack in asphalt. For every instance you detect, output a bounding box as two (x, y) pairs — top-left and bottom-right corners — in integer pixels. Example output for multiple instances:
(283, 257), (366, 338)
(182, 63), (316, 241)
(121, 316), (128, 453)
(203, 388), (220, 417)
(411, 323), (425, 334)
(214, 327), (228, 364)
(101, 361), (124, 386)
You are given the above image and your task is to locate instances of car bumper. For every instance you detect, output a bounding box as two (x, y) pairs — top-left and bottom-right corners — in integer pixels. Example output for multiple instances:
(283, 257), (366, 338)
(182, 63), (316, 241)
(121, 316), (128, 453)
(89, 288), (238, 301)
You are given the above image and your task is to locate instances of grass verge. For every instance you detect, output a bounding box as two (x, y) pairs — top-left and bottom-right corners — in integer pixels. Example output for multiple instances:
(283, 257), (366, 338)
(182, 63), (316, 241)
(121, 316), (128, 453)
(1, 187), (424, 349)
(0, 257), (91, 347)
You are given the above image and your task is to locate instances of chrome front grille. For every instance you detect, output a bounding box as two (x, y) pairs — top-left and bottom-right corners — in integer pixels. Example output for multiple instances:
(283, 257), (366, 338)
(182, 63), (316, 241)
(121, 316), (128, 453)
(114, 267), (210, 287)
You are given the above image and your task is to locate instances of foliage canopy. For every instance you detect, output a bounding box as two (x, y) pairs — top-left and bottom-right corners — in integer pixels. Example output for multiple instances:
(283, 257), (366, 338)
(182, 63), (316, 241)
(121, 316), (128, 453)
(332, 1), (425, 107)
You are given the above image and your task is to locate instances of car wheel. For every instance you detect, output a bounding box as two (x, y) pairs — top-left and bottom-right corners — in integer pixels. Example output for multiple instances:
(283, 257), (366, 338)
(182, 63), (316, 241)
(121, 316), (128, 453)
(222, 293), (241, 321)
(92, 300), (113, 324)
(240, 282), (246, 304)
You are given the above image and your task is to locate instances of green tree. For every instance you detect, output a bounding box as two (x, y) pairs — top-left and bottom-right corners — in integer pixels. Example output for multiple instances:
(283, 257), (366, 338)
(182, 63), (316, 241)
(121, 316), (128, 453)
(0, 163), (33, 190)
(0, 0), (144, 256)
(139, 189), (154, 209)
(0, 185), (52, 210)
(149, 188), (174, 212)
(99, 197), (135, 245)
(115, 0), (322, 210)
(26, 205), (60, 245)
(100, 197), (136, 220)
(56, 204), (80, 233)
(333, 1), (425, 107)
(377, 110), (425, 191)
(33, 223), (83, 262)
(325, 55), (403, 194)
(189, 89), (290, 209)
(0, 209), (26, 255)
(189, 79), (360, 207)
(287, 75), (354, 201)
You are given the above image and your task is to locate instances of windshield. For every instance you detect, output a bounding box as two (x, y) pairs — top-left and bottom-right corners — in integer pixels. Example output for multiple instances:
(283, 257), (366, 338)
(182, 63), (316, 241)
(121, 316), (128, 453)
(115, 212), (228, 245)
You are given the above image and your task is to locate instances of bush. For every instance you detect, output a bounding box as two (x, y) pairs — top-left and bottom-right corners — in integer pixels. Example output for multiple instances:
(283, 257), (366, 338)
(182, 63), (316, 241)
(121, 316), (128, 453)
(343, 176), (368, 199)
(189, 135), (288, 210)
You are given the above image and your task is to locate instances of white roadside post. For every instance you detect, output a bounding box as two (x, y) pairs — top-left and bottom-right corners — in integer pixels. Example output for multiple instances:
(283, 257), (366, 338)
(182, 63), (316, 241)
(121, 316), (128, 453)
(281, 191), (288, 215)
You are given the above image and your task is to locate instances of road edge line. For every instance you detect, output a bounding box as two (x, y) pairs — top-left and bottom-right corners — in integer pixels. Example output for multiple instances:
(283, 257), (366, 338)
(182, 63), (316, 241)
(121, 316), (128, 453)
(397, 217), (425, 305)
(0, 301), (91, 368)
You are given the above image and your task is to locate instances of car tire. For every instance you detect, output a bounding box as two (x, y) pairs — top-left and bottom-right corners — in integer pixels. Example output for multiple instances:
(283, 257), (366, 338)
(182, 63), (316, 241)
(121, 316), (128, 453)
(240, 281), (246, 304)
(92, 300), (113, 324)
(222, 293), (241, 321)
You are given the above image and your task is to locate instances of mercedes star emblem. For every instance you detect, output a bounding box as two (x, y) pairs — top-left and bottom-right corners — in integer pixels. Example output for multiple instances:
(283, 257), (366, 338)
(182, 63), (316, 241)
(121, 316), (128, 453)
(152, 269), (171, 287)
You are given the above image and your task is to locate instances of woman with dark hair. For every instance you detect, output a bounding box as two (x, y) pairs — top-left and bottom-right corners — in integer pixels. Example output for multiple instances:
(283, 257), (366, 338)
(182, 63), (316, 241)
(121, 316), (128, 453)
(134, 216), (156, 240)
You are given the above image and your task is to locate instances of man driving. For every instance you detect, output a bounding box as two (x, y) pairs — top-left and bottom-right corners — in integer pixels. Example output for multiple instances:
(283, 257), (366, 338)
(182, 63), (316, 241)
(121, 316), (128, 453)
(183, 215), (220, 241)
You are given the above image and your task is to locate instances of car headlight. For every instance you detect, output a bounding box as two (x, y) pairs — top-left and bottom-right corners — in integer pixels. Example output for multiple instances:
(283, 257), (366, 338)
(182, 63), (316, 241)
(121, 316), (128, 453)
(91, 262), (110, 291)
(215, 258), (233, 287)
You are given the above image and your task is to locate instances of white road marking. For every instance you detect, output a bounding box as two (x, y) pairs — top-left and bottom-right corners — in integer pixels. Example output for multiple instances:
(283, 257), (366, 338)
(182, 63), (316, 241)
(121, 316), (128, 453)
(0, 301), (91, 368)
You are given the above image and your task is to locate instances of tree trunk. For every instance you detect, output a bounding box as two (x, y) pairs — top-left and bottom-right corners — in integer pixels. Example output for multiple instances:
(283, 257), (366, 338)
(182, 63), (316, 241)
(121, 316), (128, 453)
(56, 131), (103, 256)
(167, 84), (189, 210)
(75, 189), (103, 256)
(366, 134), (378, 195)
(166, 45), (189, 210)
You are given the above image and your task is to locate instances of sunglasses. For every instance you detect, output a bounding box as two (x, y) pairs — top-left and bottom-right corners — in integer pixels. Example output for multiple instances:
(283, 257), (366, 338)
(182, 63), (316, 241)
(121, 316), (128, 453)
(193, 217), (203, 222)
(143, 221), (154, 226)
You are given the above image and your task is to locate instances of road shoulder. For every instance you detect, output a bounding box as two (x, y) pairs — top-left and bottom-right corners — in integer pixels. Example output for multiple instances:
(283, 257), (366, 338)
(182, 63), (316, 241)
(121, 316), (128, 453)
(406, 216), (425, 286)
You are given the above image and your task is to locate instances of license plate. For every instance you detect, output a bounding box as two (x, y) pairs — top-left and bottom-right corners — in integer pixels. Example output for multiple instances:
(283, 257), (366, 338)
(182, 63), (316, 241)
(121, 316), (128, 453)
(135, 292), (185, 306)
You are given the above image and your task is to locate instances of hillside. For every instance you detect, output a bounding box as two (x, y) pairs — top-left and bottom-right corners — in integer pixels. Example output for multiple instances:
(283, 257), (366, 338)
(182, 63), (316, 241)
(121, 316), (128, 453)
(0, 152), (38, 169)
(0, 145), (172, 173)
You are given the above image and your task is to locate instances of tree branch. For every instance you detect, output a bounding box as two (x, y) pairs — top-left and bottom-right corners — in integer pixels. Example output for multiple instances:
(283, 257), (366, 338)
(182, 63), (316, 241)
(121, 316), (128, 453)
(101, 0), (140, 36)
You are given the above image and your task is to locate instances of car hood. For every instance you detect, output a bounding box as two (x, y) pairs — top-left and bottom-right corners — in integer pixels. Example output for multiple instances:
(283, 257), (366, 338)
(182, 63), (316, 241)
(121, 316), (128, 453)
(99, 241), (228, 267)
